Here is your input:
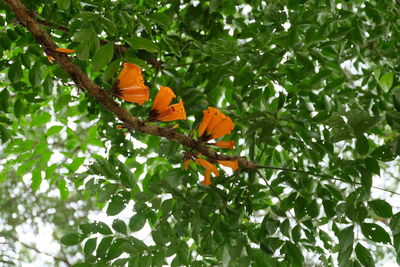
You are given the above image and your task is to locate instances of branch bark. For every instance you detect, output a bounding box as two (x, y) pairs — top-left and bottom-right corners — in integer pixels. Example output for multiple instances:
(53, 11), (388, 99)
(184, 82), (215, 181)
(4, 0), (256, 169)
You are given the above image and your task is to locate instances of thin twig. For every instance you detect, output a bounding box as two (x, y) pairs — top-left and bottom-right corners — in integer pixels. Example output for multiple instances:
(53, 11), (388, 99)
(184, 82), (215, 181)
(256, 169), (298, 223)
(256, 165), (400, 196)
(36, 18), (69, 32)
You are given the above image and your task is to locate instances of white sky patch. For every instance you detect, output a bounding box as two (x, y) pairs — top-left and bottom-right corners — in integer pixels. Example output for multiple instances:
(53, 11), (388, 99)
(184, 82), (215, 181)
(127, 135), (148, 149)
(240, 4), (252, 16)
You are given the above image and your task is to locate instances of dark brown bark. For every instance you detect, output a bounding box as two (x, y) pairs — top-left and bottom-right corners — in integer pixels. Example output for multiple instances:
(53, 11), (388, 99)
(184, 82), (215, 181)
(4, 0), (257, 169)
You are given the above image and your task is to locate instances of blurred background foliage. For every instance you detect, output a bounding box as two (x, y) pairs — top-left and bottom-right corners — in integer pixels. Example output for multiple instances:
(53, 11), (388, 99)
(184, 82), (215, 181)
(1, 0), (400, 266)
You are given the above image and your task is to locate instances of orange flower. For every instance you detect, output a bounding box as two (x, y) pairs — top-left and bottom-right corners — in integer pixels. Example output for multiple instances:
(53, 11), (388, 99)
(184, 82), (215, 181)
(183, 157), (238, 186)
(195, 158), (219, 176)
(113, 63), (149, 105)
(198, 107), (234, 141)
(201, 170), (211, 186)
(211, 140), (235, 149)
(148, 87), (186, 122)
(55, 48), (76, 53)
(218, 160), (238, 171)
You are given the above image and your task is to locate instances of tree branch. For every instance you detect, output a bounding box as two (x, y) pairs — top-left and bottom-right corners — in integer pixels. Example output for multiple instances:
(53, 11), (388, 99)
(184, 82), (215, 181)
(6, 235), (71, 266)
(4, 0), (256, 169)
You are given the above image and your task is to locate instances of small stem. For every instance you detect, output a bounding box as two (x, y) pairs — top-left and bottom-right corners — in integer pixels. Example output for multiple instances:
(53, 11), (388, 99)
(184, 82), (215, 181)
(256, 169), (299, 224)
(256, 165), (400, 196)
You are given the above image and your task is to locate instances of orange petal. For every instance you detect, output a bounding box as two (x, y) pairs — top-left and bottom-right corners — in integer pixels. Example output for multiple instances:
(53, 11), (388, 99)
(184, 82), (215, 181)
(55, 48), (76, 53)
(117, 63), (146, 90)
(152, 86), (176, 112)
(184, 160), (190, 170)
(115, 63), (149, 104)
(156, 99), (186, 121)
(218, 160), (238, 171)
(211, 116), (234, 140)
(213, 140), (235, 149)
(198, 109), (213, 139)
(201, 170), (212, 186)
(206, 108), (226, 135)
(195, 158), (219, 176)
(119, 87), (149, 105)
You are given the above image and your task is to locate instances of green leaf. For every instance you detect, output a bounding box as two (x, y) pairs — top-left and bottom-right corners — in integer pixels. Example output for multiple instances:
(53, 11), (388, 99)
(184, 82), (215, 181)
(76, 40), (91, 60)
(61, 233), (82, 246)
(296, 54), (314, 72)
(73, 27), (96, 42)
(338, 225), (354, 266)
(379, 72), (394, 93)
(357, 166), (372, 189)
(137, 14), (152, 35)
(130, 237), (148, 252)
(0, 89), (9, 112)
(306, 199), (319, 218)
(67, 157), (85, 173)
(92, 43), (114, 72)
(46, 126), (63, 136)
(178, 244), (190, 265)
(361, 223), (391, 244)
(368, 199), (393, 218)
(78, 11), (101, 22)
(355, 243), (375, 267)
(390, 212), (400, 235)
(129, 214), (146, 232)
(31, 113), (51, 127)
(106, 195), (127, 216)
(29, 63), (44, 88)
(356, 135), (369, 155)
(0, 125), (11, 143)
(338, 225), (354, 251)
(364, 157), (380, 175)
(371, 145), (396, 162)
(112, 219), (128, 235)
(148, 13), (171, 28)
(291, 225), (301, 243)
(95, 222), (113, 235)
(392, 87), (400, 112)
(101, 17), (118, 35)
(102, 59), (121, 82)
(8, 62), (23, 84)
(56, 0), (70, 10)
(58, 179), (69, 200)
(31, 169), (42, 192)
(283, 241), (304, 266)
(127, 37), (159, 53)
(96, 236), (113, 257)
(84, 238), (97, 257)
(43, 75), (54, 94)
(14, 98), (23, 118)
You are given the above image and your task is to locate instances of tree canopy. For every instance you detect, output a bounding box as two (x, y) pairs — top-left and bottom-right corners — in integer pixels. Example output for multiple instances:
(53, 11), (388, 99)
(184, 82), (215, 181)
(1, 0), (400, 266)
